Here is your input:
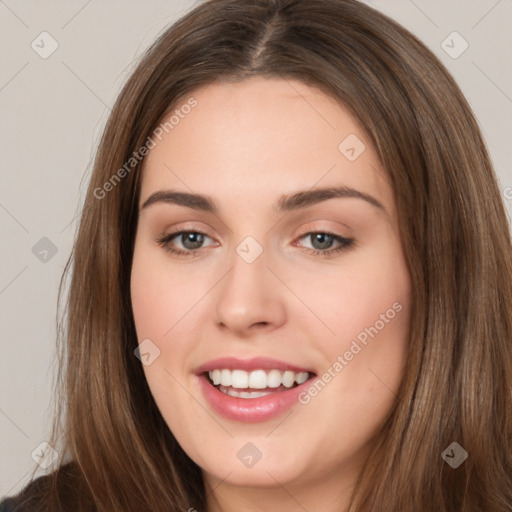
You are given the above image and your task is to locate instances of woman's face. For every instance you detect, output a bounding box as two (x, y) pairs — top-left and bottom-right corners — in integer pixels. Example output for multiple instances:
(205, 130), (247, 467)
(131, 77), (411, 508)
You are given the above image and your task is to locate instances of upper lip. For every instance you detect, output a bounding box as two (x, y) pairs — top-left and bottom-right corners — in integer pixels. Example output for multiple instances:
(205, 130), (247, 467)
(194, 357), (315, 375)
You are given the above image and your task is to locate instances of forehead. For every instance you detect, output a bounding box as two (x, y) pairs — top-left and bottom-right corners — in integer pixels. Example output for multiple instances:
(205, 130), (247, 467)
(139, 77), (394, 216)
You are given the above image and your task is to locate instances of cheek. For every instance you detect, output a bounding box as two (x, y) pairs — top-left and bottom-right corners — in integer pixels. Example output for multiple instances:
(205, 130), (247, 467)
(297, 254), (410, 456)
(295, 235), (411, 426)
(130, 245), (198, 341)
(130, 247), (203, 425)
(291, 240), (410, 353)
(130, 271), (167, 340)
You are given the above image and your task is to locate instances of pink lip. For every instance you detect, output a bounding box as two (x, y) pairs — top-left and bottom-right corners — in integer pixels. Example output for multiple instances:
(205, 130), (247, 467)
(194, 356), (314, 375)
(194, 357), (317, 423)
(197, 374), (315, 423)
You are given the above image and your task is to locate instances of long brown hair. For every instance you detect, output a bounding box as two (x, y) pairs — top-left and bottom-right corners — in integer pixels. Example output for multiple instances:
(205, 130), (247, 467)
(9, 0), (512, 510)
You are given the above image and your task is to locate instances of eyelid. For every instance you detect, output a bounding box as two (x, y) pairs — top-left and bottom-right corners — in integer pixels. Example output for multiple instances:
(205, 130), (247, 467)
(155, 218), (356, 256)
(293, 229), (354, 252)
(159, 221), (219, 240)
(292, 220), (353, 237)
(157, 228), (217, 247)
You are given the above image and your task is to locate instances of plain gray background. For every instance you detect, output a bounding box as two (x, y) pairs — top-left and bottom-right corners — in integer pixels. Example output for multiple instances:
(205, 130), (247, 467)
(1, 0), (511, 498)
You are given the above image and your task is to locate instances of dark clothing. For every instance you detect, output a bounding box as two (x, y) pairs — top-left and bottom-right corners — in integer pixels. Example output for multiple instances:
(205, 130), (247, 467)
(0, 498), (15, 512)
(0, 463), (94, 512)
(0, 468), (57, 512)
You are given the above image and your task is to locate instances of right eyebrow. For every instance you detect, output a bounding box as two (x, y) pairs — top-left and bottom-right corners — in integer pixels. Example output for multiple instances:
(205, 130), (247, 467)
(140, 190), (217, 213)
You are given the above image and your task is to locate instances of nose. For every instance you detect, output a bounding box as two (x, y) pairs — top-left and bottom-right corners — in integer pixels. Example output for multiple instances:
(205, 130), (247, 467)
(214, 247), (286, 337)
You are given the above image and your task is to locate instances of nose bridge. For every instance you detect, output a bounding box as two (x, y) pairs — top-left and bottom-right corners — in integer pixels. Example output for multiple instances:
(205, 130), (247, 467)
(214, 236), (286, 333)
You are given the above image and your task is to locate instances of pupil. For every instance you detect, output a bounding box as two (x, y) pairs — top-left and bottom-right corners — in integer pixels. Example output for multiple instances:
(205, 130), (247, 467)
(312, 233), (333, 250)
(182, 232), (204, 250)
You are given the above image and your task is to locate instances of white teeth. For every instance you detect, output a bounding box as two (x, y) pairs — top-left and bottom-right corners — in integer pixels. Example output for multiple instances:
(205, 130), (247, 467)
(220, 369), (231, 386)
(296, 371), (309, 385)
(222, 388), (273, 399)
(207, 368), (311, 389)
(267, 369), (282, 388)
(211, 369), (221, 385)
(282, 371), (295, 388)
(248, 369), (267, 389)
(231, 369), (249, 388)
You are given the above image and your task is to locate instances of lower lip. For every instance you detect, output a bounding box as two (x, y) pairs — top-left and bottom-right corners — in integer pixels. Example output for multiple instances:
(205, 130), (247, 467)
(197, 374), (315, 423)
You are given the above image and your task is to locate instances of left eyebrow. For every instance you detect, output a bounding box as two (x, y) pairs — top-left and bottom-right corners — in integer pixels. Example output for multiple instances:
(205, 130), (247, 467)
(276, 186), (385, 212)
(139, 186), (385, 213)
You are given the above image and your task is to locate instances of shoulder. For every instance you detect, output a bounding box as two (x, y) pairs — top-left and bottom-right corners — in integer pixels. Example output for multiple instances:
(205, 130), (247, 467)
(0, 461), (95, 512)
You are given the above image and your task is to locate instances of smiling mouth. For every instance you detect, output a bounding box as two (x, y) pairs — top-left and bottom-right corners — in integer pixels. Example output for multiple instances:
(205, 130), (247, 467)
(204, 368), (316, 399)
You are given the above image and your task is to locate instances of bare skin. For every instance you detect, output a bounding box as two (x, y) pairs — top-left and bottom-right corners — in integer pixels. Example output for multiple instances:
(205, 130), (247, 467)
(130, 77), (411, 512)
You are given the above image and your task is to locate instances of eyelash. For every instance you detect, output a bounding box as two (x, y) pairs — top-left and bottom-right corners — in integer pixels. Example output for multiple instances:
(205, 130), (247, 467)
(155, 229), (355, 258)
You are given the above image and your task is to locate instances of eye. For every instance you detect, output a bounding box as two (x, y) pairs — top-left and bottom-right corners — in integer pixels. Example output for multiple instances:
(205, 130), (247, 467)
(155, 229), (355, 258)
(156, 230), (216, 257)
(295, 231), (355, 257)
